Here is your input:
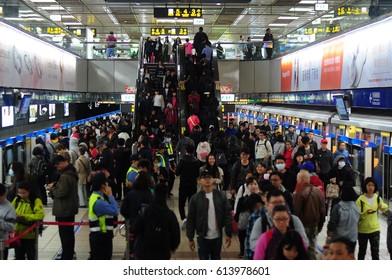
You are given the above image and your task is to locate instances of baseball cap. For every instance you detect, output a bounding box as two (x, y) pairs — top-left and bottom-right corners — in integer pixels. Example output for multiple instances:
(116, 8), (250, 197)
(321, 138), (328, 144)
(53, 124), (61, 129)
(298, 161), (315, 172)
(200, 170), (213, 178)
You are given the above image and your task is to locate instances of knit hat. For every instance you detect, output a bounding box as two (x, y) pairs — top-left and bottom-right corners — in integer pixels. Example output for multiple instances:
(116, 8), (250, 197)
(298, 161), (315, 172)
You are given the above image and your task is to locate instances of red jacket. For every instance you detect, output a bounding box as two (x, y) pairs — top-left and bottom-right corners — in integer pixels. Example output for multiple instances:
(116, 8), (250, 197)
(294, 175), (325, 194)
(165, 107), (178, 125)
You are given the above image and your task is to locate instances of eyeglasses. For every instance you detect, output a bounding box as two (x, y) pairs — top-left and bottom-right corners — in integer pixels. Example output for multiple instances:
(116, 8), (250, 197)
(273, 217), (289, 223)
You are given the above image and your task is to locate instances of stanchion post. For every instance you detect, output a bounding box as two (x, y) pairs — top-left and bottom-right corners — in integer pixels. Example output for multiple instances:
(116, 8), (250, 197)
(34, 222), (40, 260)
(0, 239), (5, 260)
(125, 220), (130, 260)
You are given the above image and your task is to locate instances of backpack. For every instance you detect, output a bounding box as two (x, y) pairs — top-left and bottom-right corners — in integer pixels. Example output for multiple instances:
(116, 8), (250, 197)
(35, 157), (50, 176)
(139, 206), (170, 248)
(216, 151), (227, 167)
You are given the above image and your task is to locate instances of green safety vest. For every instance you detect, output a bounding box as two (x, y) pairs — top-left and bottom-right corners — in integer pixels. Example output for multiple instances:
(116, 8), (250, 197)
(156, 153), (167, 168)
(88, 192), (114, 234)
(165, 143), (174, 155)
(126, 166), (139, 182)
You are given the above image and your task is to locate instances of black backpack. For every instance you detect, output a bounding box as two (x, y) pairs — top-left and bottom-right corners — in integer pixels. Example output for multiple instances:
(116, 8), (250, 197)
(216, 151), (227, 167)
(140, 206), (170, 248)
(35, 157), (50, 176)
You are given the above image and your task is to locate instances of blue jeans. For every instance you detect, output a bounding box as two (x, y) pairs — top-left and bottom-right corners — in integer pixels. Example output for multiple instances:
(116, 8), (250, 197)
(197, 237), (222, 260)
(106, 47), (116, 58)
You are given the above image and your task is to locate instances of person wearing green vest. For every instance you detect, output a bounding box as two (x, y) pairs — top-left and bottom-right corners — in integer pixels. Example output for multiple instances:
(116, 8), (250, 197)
(89, 172), (119, 260)
(126, 154), (140, 189)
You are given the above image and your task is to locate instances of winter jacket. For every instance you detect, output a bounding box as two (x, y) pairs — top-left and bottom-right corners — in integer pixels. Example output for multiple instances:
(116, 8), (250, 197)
(327, 201), (360, 242)
(272, 142), (285, 161)
(196, 141), (211, 162)
(132, 199), (180, 260)
(175, 155), (199, 187)
(121, 188), (153, 223)
(255, 139), (272, 160)
(249, 211), (308, 251)
(186, 189), (232, 241)
(317, 148), (334, 175)
(0, 199), (16, 241)
(356, 194), (388, 234)
(230, 160), (255, 192)
(75, 155), (91, 185)
(293, 183), (325, 230)
(12, 197), (45, 239)
(50, 165), (79, 217)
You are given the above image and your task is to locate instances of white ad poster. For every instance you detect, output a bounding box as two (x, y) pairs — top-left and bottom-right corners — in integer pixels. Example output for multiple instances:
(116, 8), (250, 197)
(0, 22), (77, 91)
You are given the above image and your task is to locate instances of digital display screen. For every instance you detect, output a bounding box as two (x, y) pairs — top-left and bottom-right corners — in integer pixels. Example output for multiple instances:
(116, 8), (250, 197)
(1, 106), (14, 128)
(335, 96), (349, 120)
(64, 103), (69, 117)
(48, 104), (55, 119)
(19, 95), (32, 115)
(29, 104), (38, 123)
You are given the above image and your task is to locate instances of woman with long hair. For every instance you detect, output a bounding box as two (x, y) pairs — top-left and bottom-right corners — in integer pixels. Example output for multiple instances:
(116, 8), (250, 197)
(200, 154), (224, 190)
(12, 181), (45, 260)
(274, 230), (309, 260)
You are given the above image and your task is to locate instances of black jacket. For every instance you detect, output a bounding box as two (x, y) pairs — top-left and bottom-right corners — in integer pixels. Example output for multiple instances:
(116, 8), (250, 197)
(327, 165), (355, 189)
(317, 148), (334, 175)
(132, 199), (180, 260)
(175, 155), (199, 187)
(120, 188), (153, 222)
(186, 189), (232, 241)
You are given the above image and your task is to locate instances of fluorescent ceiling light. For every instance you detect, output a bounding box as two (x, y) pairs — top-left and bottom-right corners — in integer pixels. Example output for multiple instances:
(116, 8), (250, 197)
(50, 14), (62, 21)
(289, 7), (314, 12)
(63, 22), (83, 25)
(299, 0), (324, 4)
(268, 23), (288, 27)
(31, 0), (57, 2)
(278, 16), (299, 20)
(102, 6), (119, 25)
(322, 14), (334, 18)
(156, 19), (193, 23)
(61, 15), (75, 19)
(41, 6), (65, 10)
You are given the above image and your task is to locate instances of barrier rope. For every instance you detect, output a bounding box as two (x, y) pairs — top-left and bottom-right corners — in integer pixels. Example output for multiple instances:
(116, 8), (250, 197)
(3, 221), (126, 245)
(4, 223), (37, 246)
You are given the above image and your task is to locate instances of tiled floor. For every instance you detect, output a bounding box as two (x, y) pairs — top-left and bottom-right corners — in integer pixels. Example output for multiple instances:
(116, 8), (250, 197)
(9, 179), (391, 260)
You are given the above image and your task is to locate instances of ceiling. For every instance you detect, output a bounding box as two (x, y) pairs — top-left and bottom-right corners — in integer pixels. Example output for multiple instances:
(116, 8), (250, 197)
(13, 0), (350, 42)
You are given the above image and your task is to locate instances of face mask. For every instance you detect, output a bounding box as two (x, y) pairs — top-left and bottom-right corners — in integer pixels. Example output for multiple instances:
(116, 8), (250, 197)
(8, 169), (14, 177)
(154, 163), (161, 167)
(166, 138), (171, 142)
(338, 161), (345, 168)
(275, 163), (286, 171)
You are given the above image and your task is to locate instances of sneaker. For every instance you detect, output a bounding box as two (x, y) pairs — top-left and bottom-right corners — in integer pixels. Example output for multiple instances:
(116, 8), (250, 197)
(181, 218), (187, 231)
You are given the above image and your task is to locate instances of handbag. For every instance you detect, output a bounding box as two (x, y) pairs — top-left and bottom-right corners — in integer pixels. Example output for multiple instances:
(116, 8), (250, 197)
(326, 184), (340, 199)
(8, 231), (21, 248)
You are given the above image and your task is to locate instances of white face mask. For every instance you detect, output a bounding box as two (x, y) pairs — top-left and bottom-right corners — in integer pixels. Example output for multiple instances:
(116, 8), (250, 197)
(338, 161), (346, 168)
(8, 169), (14, 177)
(275, 163), (286, 171)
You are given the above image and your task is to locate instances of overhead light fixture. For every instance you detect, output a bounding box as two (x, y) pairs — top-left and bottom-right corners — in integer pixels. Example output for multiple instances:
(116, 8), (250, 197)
(289, 7), (314, 12)
(103, 6), (119, 25)
(63, 22), (83, 25)
(299, 0), (324, 4)
(268, 23), (288, 27)
(278, 16), (299, 20)
(156, 19), (193, 23)
(50, 14), (62, 21)
(41, 6), (65, 10)
(30, 0), (57, 2)
(61, 15), (75, 19)
(217, 3), (221, 5)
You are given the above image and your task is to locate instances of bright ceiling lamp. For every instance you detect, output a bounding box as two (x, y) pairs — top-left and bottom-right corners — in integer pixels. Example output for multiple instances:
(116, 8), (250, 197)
(41, 6), (65, 10)
(31, 0), (57, 2)
(268, 23), (288, 26)
(103, 6), (119, 25)
(50, 14), (61, 21)
(289, 7), (314, 12)
(278, 16), (299, 20)
(299, 0), (325, 4)
(63, 22), (83, 25)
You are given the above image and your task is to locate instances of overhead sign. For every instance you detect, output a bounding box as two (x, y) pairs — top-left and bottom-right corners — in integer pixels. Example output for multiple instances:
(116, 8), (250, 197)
(151, 28), (188, 36)
(121, 94), (135, 103)
(336, 6), (368, 16)
(193, 18), (205, 25)
(221, 94), (235, 102)
(154, 7), (202, 18)
(315, 3), (329, 11)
